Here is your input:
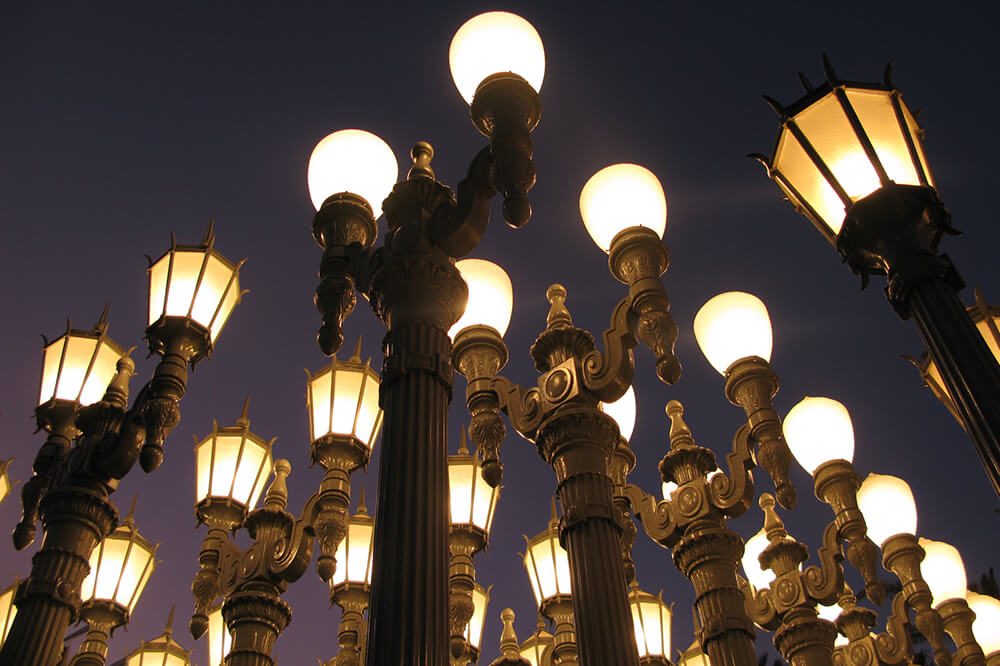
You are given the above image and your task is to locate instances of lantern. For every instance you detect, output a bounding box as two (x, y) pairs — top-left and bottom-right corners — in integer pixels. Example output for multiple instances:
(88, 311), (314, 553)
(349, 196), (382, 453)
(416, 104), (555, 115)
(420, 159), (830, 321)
(306, 342), (382, 453)
(519, 619), (554, 666)
(628, 584), (672, 663)
(523, 502), (572, 610)
(463, 583), (491, 655)
(0, 579), (17, 648)
(677, 640), (711, 666)
(79, 511), (158, 621)
(125, 608), (192, 666)
(206, 602), (232, 666)
(331, 499), (375, 590)
(448, 432), (499, 540)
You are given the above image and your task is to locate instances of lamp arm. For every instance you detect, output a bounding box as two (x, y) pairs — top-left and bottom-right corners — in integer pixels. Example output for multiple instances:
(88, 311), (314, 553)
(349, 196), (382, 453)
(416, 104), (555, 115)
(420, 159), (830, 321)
(708, 424), (756, 515)
(803, 521), (846, 606)
(492, 376), (543, 439)
(269, 515), (317, 584)
(620, 483), (678, 547)
(430, 146), (497, 259)
(876, 591), (915, 665)
(580, 296), (637, 401)
(739, 576), (779, 630)
(190, 527), (239, 639)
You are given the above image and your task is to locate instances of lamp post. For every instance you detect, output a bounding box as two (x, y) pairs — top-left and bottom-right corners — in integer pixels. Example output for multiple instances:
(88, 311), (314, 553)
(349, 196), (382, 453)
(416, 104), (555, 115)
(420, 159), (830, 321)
(1, 225), (243, 666)
(755, 57), (1000, 497)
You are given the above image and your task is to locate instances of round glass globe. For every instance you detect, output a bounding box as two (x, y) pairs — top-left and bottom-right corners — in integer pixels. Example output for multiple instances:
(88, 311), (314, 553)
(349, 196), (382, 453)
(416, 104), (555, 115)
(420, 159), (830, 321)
(741, 527), (774, 592)
(579, 163), (667, 253)
(856, 473), (917, 547)
(693, 292), (773, 374)
(918, 538), (967, 608)
(967, 592), (1000, 655)
(782, 396), (855, 475)
(450, 259), (514, 339)
(601, 385), (636, 442)
(449, 11), (545, 105)
(307, 129), (398, 217)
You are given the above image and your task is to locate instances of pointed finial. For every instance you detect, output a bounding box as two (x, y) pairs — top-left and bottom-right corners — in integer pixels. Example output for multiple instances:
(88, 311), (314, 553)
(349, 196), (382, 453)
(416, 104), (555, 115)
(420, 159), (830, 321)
(125, 494), (139, 525)
(762, 95), (788, 119)
(974, 286), (987, 307)
(264, 460), (291, 510)
(759, 493), (788, 543)
(408, 142), (435, 180)
(237, 396), (251, 428)
(548, 496), (559, 531)
(95, 304), (111, 333)
(202, 219), (216, 247)
(797, 71), (814, 92)
(458, 429), (469, 455)
(822, 54), (839, 85)
(165, 604), (176, 635)
(498, 608), (520, 657)
(357, 484), (368, 515)
(545, 284), (573, 329)
(350, 335), (363, 363)
(666, 400), (694, 450)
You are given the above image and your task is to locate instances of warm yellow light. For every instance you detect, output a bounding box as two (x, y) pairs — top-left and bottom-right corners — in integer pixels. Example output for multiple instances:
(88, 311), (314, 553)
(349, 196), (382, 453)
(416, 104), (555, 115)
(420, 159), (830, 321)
(523, 526), (572, 606)
(783, 396), (855, 475)
(741, 527), (774, 592)
(464, 584), (491, 650)
(125, 625), (192, 666)
(0, 580), (16, 647)
(148, 247), (241, 344)
(662, 469), (720, 501)
(856, 473), (917, 546)
(194, 422), (273, 511)
(678, 640), (711, 666)
(629, 587), (672, 659)
(448, 451), (499, 535)
(0, 461), (11, 507)
(918, 538), (968, 607)
(772, 87), (932, 235)
(39, 327), (124, 407)
(307, 356), (383, 449)
(580, 163), (667, 253)
(816, 603), (847, 647)
(331, 507), (375, 588)
(450, 259), (514, 339)
(601, 385), (637, 442)
(80, 518), (158, 616)
(694, 292), (773, 374)
(207, 603), (232, 666)
(519, 624), (554, 666)
(307, 129), (398, 216)
(449, 11), (545, 105)
(966, 592), (1000, 656)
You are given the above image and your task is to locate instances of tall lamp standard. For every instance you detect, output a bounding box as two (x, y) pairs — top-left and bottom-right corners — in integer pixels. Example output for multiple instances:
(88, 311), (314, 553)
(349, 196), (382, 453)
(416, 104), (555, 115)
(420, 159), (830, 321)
(754, 57), (1000, 496)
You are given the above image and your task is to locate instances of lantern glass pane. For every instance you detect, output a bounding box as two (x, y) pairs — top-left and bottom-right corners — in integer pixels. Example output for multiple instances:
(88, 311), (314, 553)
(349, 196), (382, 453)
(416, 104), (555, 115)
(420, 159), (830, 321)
(465, 585), (490, 649)
(631, 596), (670, 658)
(150, 251), (238, 343)
(332, 368), (364, 436)
(473, 469), (498, 533)
(0, 585), (16, 646)
(308, 366), (333, 441)
(846, 89), (922, 187)
(900, 101), (935, 188)
(334, 518), (374, 586)
(40, 334), (119, 406)
(449, 458), (476, 525)
(82, 530), (156, 613)
(774, 126), (847, 234)
(190, 253), (236, 342)
(524, 533), (571, 604)
(195, 437), (212, 503)
(197, 433), (271, 507)
(857, 473), (918, 546)
(357, 369), (381, 448)
(148, 255), (169, 327)
(208, 605), (232, 666)
(0, 471), (10, 506)
(82, 340), (121, 406)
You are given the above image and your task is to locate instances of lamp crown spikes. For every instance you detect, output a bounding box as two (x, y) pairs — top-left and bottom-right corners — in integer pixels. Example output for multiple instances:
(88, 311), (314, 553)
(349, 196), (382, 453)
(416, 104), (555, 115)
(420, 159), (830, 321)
(164, 604), (176, 635)
(458, 429), (470, 455)
(95, 303), (111, 333)
(759, 493), (788, 543)
(409, 141), (435, 180)
(821, 53), (839, 85)
(545, 284), (573, 329)
(548, 496), (559, 530)
(201, 218), (216, 248)
(666, 400), (694, 450)
(265, 459), (291, 510)
(237, 395), (251, 428)
(349, 335), (363, 363)
(356, 484), (368, 516)
(125, 493), (139, 526)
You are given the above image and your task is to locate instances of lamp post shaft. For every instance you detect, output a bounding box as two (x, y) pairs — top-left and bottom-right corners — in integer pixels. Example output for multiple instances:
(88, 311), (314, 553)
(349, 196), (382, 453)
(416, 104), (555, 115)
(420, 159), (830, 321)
(0, 486), (118, 666)
(223, 586), (291, 666)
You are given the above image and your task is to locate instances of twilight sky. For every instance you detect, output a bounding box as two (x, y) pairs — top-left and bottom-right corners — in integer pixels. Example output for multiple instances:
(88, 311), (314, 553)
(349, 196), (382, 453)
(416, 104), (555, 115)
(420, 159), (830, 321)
(2, 3), (999, 664)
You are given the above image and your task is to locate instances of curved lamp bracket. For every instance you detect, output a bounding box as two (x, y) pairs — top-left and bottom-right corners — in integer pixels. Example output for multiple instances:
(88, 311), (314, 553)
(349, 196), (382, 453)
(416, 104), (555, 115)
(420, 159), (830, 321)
(803, 520), (846, 606)
(708, 424), (756, 515)
(621, 483), (678, 547)
(581, 296), (637, 401)
(430, 146), (496, 259)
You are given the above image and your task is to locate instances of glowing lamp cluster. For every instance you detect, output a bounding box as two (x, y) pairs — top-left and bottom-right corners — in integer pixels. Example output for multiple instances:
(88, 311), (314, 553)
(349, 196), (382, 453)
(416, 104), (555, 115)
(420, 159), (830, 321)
(306, 353), (383, 449)
(580, 163), (667, 253)
(306, 129), (398, 217)
(628, 586), (672, 661)
(147, 237), (243, 350)
(80, 515), (158, 619)
(694, 292), (773, 374)
(523, 515), (572, 608)
(194, 411), (273, 517)
(450, 259), (514, 339)
(38, 320), (125, 409)
(783, 396), (855, 475)
(918, 538), (968, 608)
(766, 78), (934, 236)
(448, 11), (545, 105)
(856, 473), (918, 547)
(331, 503), (375, 589)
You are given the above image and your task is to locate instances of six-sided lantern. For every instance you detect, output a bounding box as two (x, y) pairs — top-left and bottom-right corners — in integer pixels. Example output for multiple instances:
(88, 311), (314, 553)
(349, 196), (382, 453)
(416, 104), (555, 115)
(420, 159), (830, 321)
(124, 608), (192, 666)
(519, 620), (555, 666)
(462, 583), (491, 660)
(147, 225), (243, 362)
(448, 434), (500, 542)
(522, 504), (572, 614)
(306, 346), (382, 455)
(628, 584), (673, 664)
(331, 501), (375, 592)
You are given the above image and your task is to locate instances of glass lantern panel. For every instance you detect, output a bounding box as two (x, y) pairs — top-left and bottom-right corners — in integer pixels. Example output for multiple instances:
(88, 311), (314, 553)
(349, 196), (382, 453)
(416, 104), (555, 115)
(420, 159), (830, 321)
(0, 470), (10, 506)
(0, 585), (16, 646)
(472, 469), (498, 534)
(332, 368), (365, 436)
(846, 89), (922, 187)
(449, 459), (476, 526)
(192, 254), (236, 342)
(195, 436), (212, 503)
(773, 122), (847, 234)
(308, 365), (334, 441)
(346, 520), (374, 585)
(117, 539), (156, 613)
(161, 251), (203, 320)
(40, 335), (107, 405)
(465, 585), (490, 649)
(80, 340), (122, 406)
(208, 605), (232, 666)
(524, 534), (571, 604)
(900, 100), (936, 188)
(148, 254), (169, 327)
(357, 369), (381, 448)
(206, 434), (241, 500)
(520, 640), (548, 666)
(631, 597), (670, 658)
(232, 436), (271, 508)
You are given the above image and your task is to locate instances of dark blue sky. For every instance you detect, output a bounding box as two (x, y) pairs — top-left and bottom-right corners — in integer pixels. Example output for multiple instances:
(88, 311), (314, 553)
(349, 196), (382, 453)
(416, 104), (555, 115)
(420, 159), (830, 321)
(2, 3), (998, 663)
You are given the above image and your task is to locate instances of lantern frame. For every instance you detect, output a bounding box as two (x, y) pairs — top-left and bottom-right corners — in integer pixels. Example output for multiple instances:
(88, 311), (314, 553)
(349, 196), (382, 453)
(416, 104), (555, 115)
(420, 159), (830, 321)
(124, 609), (192, 666)
(519, 620), (555, 666)
(628, 584), (673, 665)
(80, 513), (159, 625)
(522, 505), (573, 618)
(448, 433), (500, 546)
(330, 500), (375, 594)
(462, 583), (491, 659)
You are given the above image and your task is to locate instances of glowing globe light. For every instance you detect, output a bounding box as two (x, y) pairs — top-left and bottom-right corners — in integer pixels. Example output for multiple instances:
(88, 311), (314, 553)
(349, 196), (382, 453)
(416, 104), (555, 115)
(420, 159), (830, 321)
(450, 259), (514, 339)
(966, 592), (1000, 656)
(601, 385), (637, 442)
(307, 129), (398, 217)
(449, 11), (545, 105)
(918, 538), (968, 608)
(741, 527), (774, 592)
(856, 473), (918, 546)
(580, 163), (667, 253)
(783, 396), (855, 475)
(694, 292), (773, 374)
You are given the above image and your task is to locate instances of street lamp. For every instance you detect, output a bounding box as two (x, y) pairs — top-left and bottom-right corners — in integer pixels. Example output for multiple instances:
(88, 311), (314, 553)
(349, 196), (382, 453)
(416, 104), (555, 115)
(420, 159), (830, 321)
(330, 493), (375, 665)
(627, 584), (672, 665)
(755, 57), (1000, 497)
(966, 593), (1000, 664)
(920, 538), (986, 666)
(522, 502), (577, 665)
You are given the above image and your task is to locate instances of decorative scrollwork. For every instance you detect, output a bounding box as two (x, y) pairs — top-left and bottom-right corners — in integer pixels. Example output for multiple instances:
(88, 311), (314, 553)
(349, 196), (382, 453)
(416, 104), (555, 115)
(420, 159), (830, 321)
(803, 521), (845, 606)
(708, 425), (755, 515)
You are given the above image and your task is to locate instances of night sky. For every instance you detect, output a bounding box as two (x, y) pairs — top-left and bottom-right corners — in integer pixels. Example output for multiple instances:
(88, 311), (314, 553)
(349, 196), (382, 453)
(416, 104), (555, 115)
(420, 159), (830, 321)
(3, 3), (999, 664)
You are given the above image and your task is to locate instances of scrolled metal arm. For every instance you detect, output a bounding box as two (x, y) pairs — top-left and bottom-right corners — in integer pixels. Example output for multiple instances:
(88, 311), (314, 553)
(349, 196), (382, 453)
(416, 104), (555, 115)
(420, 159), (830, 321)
(803, 521), (847, 607)
(620, 483), (678, 547)
(707, 424), (756, 514)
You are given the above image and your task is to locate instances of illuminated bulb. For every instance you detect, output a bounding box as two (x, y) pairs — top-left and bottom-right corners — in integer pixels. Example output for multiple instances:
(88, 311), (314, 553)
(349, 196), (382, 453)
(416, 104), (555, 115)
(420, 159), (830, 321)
(449, 11), (545, 105)
(580, 163), (667, 253)
(450, 259), (514, 339)
(856, 473), (917, 547)
(816, 604), (847, 647)
(694, 292), (773, 374)
(966, 592), (1000, 655)
(307, 130), (398, 216)
(783, 397), (855, 475)
(741, 527), (774, 592)
(601, 385), (636, 442)
(919, 538), (968, 607)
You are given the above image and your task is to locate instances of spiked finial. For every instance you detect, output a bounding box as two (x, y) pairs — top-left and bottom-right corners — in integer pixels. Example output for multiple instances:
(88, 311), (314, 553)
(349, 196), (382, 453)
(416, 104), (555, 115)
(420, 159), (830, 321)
(458, 429), (470, 455)
(408, 141), (435, 180)
(237, 395), (251, 428)
(797, 71), (814, 92)
(125, 494), (139, 525)
(883, 60), (896, 88)
(350, 335), (363, 363)
(822, 53), (839, 85)
(95, 303), (111, 333)
(549, 496), (559, 530)
(264, 459), (291, 510)
(759, 493), (788, 543)
(762, 95), (789, 119)
(165, 604), (176, 635)
(202, 218), (216, 247)
(357, 484), (368, 516)
(545, 284), (572, 329)
(666, 400), (694, 450)
(498, 608), (521, 657)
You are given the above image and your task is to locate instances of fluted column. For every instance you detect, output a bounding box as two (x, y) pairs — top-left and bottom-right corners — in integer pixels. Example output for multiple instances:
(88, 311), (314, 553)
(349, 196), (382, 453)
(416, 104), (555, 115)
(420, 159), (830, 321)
(223, 584), (292, 666)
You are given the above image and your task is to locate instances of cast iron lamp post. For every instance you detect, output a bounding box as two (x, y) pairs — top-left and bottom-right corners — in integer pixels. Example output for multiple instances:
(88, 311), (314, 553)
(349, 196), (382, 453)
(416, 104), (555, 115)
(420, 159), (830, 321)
(0, 225), (243, 666)
(754, 57), (1000, 497)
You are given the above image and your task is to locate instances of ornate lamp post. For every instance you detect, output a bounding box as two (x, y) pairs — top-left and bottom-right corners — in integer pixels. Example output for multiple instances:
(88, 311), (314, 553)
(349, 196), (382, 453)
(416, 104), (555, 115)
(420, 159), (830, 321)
(70, 507), (159, 666)
(1, 225), (243, 666)
(754, 57), (1000, 497)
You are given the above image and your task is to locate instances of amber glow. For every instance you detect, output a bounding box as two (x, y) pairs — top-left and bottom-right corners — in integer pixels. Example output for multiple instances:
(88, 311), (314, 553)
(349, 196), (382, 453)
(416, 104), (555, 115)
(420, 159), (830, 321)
(450, 259), (514, 339)
(918, 538), (968, 607)
(39, 329), (123, 407)
(741, 527), (774, 591)
(629, 587), (672, 659)
(580, 163), (667, 253)
(80, 520), (157, 616)
(194, 425), (272, 511)
(601, 385), (637, 442)
(332, 509), (375, 588)
(519, 625), (554, 666)
(148, 248), (241, 344)
(523, 526), (572, 605)
(448, 453), (499, 534)
(0, 581), (16, 647)
(463, 584), (491, 650)
(783, 396), (855, 475)
(966, 592), (1000, 655)
(207, 604), (232, 666)
(449, 11), (545, 104)
(694, 292), (773, 374)
(857, 473), (918, 546)
(678, 641), (711, 666)
(307, 129), (398, 216)
(307, 357), (382, 449)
